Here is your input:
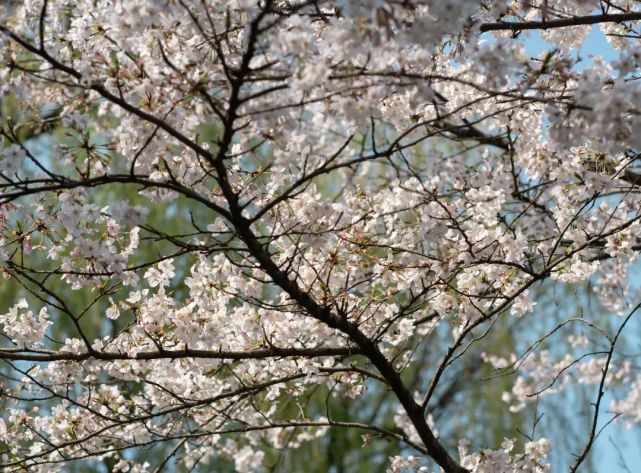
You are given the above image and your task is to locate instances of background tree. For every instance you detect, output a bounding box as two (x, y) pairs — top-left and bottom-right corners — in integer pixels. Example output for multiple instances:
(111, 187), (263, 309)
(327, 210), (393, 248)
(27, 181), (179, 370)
(1, 1), (641, 472)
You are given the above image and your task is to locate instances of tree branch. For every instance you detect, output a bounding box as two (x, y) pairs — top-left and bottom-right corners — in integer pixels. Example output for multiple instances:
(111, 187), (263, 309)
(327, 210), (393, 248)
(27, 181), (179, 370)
(480, 12), (641, 33)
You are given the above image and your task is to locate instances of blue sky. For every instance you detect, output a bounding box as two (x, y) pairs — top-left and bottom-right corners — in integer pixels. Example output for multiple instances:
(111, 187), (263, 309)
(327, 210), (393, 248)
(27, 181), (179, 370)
(522, 23), (619, 65)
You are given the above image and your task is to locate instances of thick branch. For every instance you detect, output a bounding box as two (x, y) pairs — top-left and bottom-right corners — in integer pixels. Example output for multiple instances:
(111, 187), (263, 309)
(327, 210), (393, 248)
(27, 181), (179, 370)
(480, 12), (641, 33)
(0, 345), (359, 362)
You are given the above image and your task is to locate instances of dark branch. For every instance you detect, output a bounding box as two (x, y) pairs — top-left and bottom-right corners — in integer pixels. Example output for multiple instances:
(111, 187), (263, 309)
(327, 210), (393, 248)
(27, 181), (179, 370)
(480, 12), (641, 33)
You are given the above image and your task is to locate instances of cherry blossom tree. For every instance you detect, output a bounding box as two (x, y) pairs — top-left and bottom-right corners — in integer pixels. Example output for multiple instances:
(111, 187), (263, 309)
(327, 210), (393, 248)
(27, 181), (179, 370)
(2, 0), (641, 471)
